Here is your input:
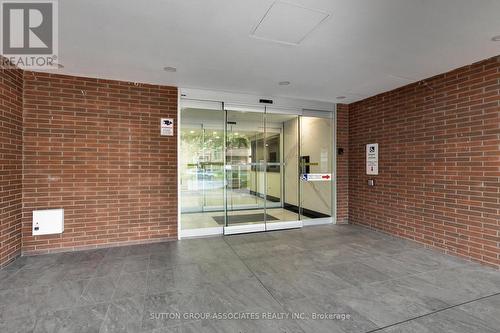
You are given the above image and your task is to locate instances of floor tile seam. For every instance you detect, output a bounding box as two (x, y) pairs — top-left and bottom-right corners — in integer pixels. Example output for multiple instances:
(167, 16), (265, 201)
(0, 274), (97, 298)
(29, 299), (113, 327)
(245, 263), (428, 292)
(221, 235), (289, 310)
(97, 302), (112, 333)
(364, 291), (500, 333)
(141, 256), (152, 320)
(235, 248), (311, 261)
(97, 284), (148, 332)
(240, 255), (430, 287)
(10, 262), (59, 275)
(195, 274), (264, 289)
(39, 300), (110, 333)
(120, 255), (152, 274)
(80, 276), (101, 306)
(295, 271), (500, 312)
(106, 264), (149, 305)
(98, 260), (149, 333)
(142, 274), (270, 297)
(344, 264), (472, 291)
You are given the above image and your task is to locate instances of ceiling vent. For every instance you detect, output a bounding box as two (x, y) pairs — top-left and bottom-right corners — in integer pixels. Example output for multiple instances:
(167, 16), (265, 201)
(250, 1), (330, 45)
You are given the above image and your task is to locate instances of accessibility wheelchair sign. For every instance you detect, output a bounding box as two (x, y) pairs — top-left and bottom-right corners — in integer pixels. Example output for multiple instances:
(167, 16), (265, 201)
(301, 173), (332, 181)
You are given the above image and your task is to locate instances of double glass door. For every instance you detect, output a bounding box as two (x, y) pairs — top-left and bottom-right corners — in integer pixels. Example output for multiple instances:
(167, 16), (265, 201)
(180, 101), (333, 235)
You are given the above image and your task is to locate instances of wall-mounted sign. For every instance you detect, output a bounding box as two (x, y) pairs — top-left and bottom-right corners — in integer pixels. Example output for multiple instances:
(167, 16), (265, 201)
(300, 173), (332, 181)
(161, 118), (174, 136)
(366, 143), (378, 175)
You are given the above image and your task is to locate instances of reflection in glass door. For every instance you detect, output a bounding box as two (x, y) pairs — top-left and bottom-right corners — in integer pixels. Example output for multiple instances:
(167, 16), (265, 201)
(224, 109), (267, 233)
(265, 112), (301, 230)
(180, 105), (225, 232)
(299, 114), (333, 223)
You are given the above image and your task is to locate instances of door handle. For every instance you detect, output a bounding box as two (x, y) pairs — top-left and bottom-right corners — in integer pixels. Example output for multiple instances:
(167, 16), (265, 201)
(187, 162), (224, 167)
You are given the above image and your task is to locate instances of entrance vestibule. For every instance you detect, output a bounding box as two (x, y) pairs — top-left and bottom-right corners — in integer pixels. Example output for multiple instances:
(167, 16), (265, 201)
(179, 92), (335, 237)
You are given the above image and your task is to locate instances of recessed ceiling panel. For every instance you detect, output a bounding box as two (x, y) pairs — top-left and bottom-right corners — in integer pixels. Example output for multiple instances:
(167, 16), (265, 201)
(250, 1), (330, 45)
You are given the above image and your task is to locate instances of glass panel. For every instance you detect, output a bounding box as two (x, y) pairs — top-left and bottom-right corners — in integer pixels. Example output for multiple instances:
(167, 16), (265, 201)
(299, 115), (333, 220)
(180, 101), (332, 234)
(225, 109), (266, 227)
(180, 105), (224, 230)
(265, 113), (300, 225)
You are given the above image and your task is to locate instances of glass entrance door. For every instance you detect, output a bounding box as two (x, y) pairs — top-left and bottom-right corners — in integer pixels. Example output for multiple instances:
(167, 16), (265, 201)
(265, 111), (301, 230)
(180, 104), (225, 232)
(299, 113), (334, 223)
(224, 108), (267, 233)
(179, 100), (334, 236)
(223, 107), (302, 234)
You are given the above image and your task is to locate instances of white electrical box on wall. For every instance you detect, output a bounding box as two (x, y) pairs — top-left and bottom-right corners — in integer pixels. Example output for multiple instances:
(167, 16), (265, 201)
(32, 209), (64, 236)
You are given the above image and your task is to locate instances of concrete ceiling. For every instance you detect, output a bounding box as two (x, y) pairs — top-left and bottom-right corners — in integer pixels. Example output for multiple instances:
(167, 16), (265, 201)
(47, 0), (500, 103)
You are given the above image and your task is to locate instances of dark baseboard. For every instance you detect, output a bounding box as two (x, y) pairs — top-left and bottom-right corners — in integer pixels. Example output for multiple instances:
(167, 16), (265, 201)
(283, 203), (331, 219)
(249, 190), (280, 203)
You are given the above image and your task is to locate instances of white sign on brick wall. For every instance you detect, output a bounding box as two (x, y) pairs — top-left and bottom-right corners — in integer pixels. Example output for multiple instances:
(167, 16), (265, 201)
(366, 143), (378, 175)
(161, 118), (174, 136)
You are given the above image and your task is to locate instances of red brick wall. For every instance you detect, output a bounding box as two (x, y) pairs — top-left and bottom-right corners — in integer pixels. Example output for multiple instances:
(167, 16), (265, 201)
(336, 104), (349, 223)
(22, 72), (178, 254)
(348, 56), (500, 268)
(0, 62), (23, 267)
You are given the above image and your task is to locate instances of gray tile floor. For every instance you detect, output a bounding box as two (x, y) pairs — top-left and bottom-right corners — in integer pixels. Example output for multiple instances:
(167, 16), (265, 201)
(1, 224), (499, 333)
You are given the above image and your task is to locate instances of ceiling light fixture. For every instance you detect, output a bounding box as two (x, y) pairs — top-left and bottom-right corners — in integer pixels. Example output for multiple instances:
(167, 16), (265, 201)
(163, 66), (177, 72)
(336, 96), (346, 100)
(279, 81), (290, 86)
(491, 35), (500, 42)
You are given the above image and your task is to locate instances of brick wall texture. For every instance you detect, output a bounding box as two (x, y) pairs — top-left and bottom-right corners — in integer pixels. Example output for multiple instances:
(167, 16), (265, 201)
(22, 72), (178, 254)
(348, 56), (500, 268)
(1, 55), (498, 268)
(336, 103), (349, 224)
(0, 62), (23, 267)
